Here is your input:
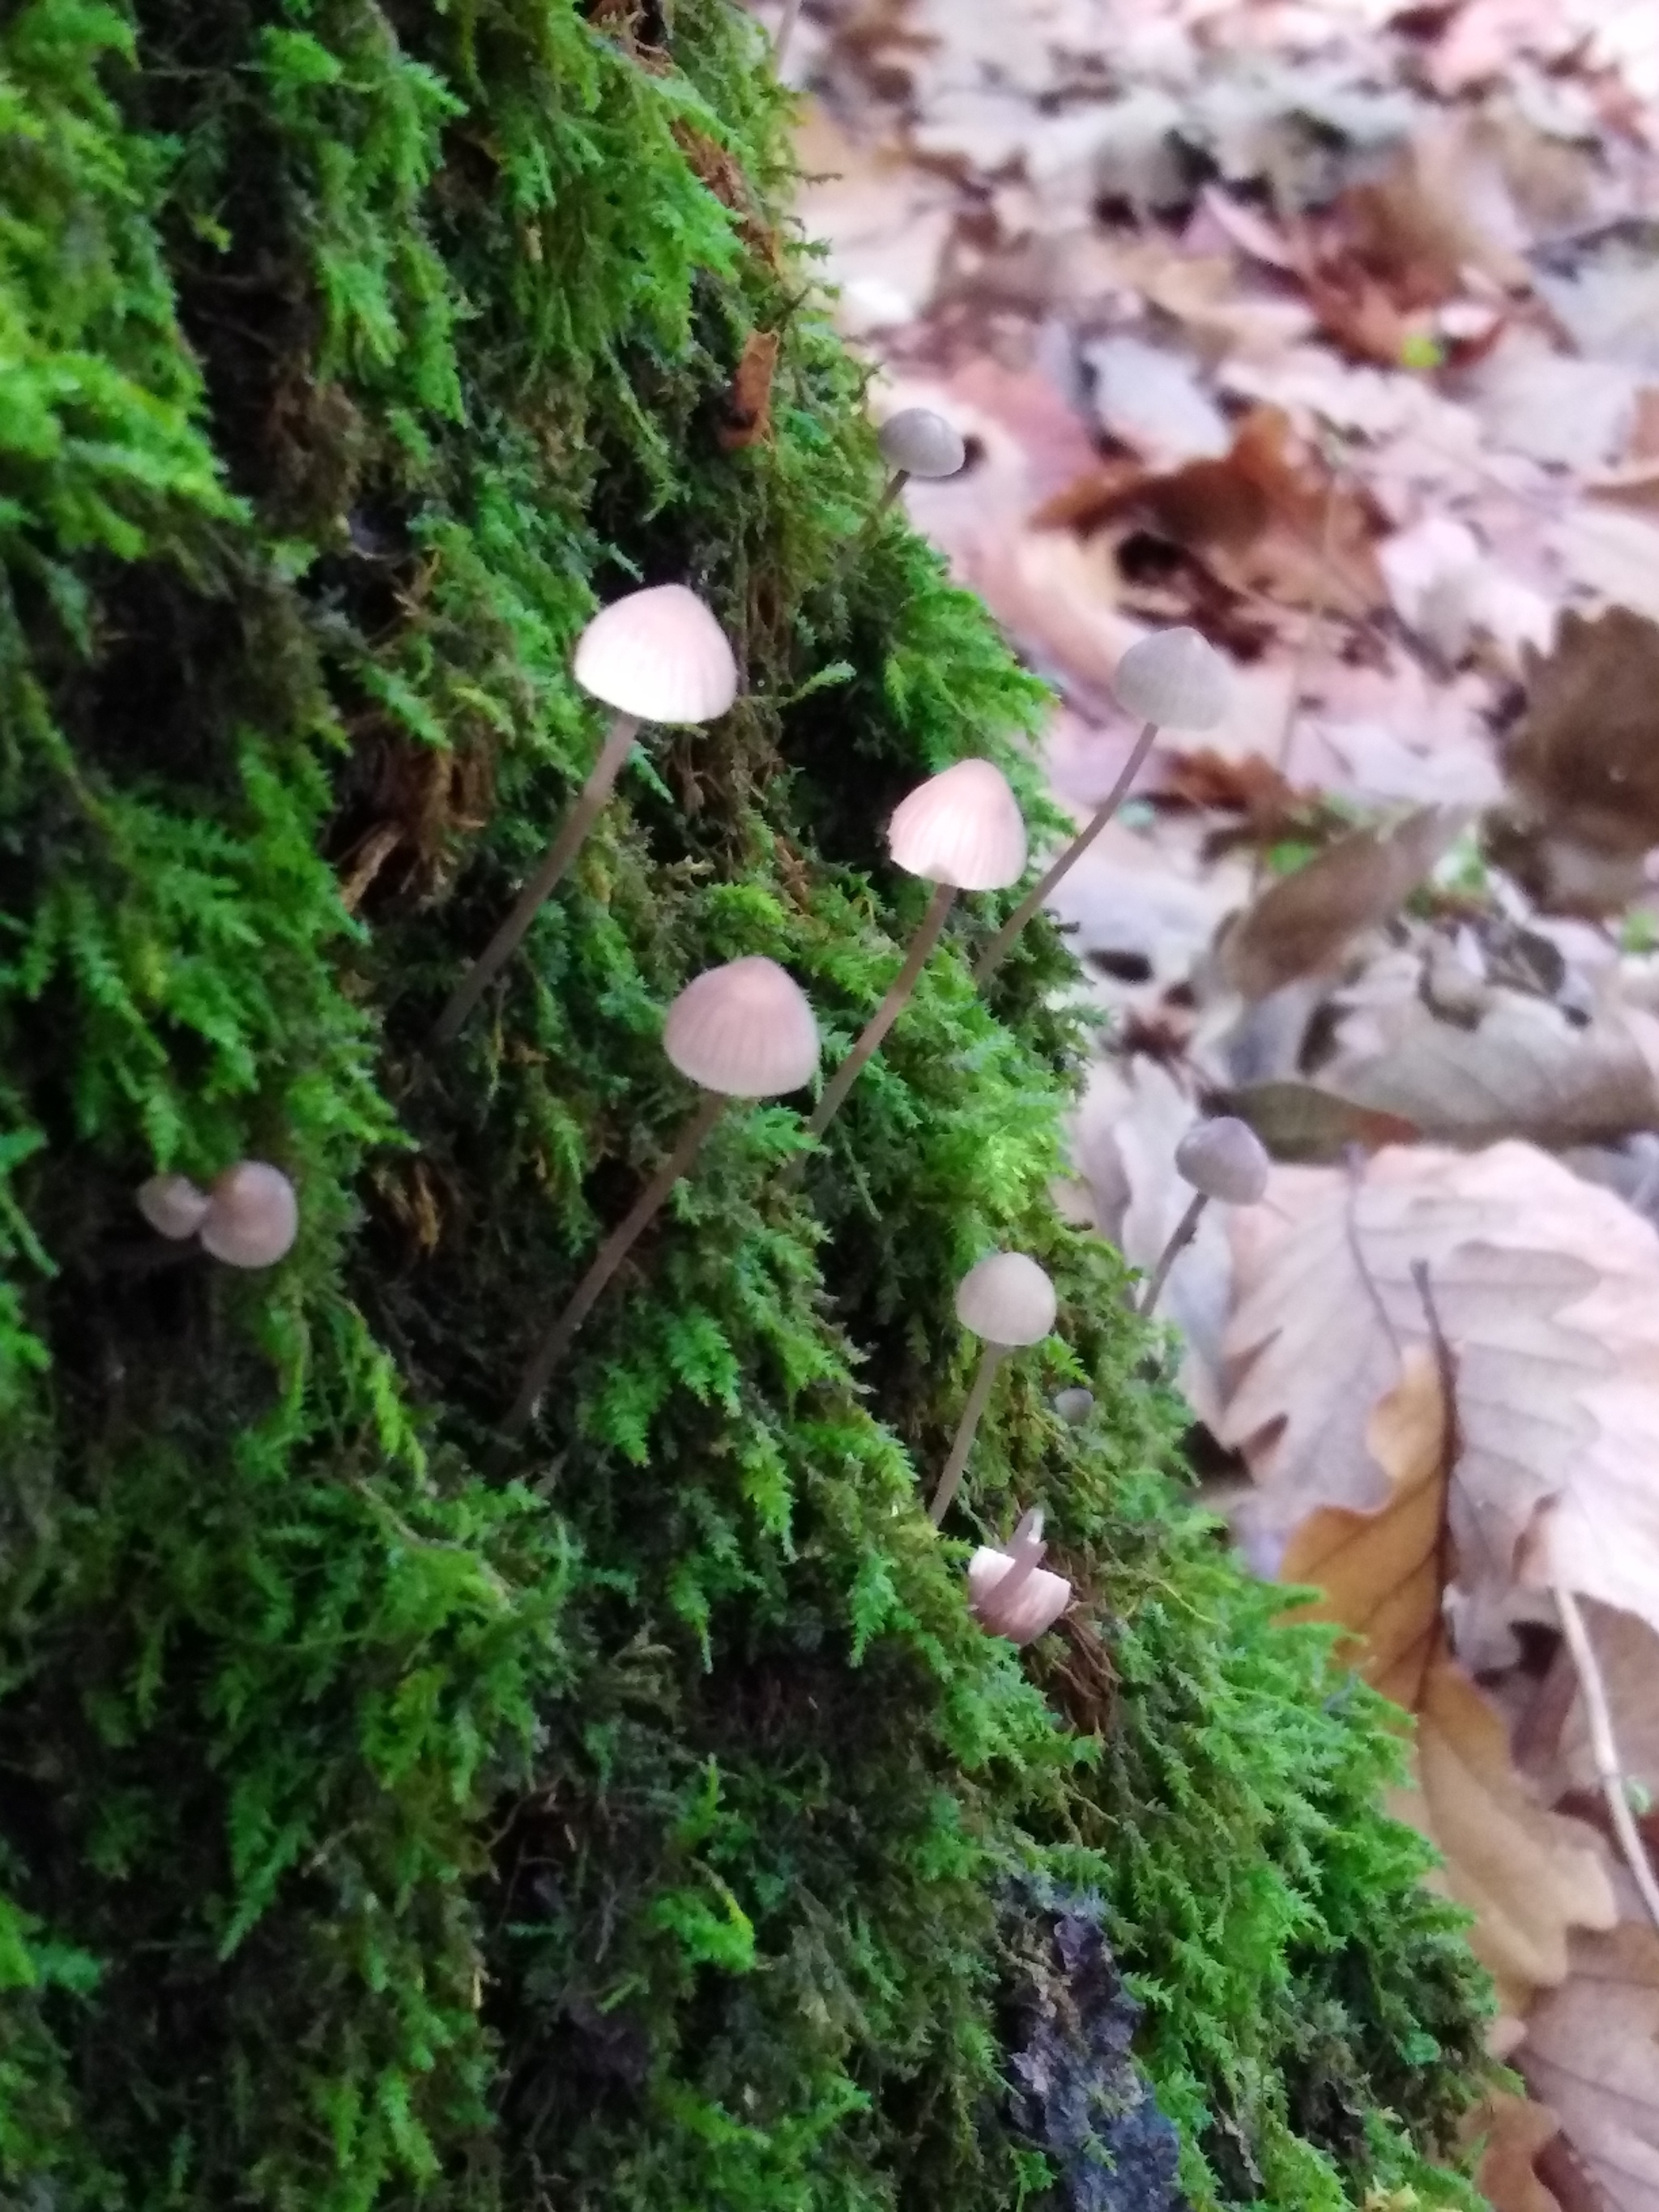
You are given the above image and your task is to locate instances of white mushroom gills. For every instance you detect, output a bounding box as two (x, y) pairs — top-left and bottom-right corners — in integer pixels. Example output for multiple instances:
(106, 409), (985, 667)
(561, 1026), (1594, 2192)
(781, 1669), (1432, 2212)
(1137, 1115), (1269, 1318)
(199, 1163), (299, 1270)
(138, 1173), (211, 1241)
(974, 626), (1232, 984)
(928, 1253), (1057, 1526)
(506, 959), (819, 1431)
(801, 762), (1026, 1146)
(436, 585), (738, 1044)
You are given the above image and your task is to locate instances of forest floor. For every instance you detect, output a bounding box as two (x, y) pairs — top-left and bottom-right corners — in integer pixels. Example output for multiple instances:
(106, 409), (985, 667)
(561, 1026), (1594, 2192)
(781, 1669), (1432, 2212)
(763, 2), (1659, 2203)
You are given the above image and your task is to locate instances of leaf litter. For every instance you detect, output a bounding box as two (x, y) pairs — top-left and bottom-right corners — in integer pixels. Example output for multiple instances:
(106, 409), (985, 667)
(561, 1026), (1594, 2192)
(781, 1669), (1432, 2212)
(781, 0), (1659, 2192)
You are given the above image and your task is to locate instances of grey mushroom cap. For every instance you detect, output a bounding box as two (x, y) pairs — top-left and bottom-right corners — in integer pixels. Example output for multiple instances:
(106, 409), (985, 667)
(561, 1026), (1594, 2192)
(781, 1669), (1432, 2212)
(1175, 1116), (1270, 1206)
(877, 408), (966, 480)
(1111, 626), (1231, 731)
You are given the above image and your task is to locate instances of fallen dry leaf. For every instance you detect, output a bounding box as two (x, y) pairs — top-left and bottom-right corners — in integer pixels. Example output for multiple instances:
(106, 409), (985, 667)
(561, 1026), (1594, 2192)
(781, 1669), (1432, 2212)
(719, 328), (780, 450)
(1218, 805), (1467, 1001)
(1469, 2091), (1567, 2212)
(1222, 1141), (1659, 1640)
(1520, 1907), (1659, 2212)
(1505, 607), (1659, 863)
(1322, 987), (1659, 1148)
(1220, 1078), (1420, 1164)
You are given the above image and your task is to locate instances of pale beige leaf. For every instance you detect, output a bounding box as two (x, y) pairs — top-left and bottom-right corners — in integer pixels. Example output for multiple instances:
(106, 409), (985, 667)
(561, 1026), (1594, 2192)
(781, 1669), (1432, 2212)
(1520, 1913), (1659, 2212)
(1555, 507), (1659, 626)
(1542, 1599), (1659, 1820)
(1467, 2092), (1566, 2212)
(1323, 989), (1659, 1147)
(1083, 334), (1233, 466)
(1222, 1142), (1659, 1637)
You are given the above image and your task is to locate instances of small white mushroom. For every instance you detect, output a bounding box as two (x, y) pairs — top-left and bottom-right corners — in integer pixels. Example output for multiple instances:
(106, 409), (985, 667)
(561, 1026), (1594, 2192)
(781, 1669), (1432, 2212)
(1051, 1386), (1094, 1425)
(878, 408), (967, 485)
(1137, 1115), (1269, 1318)
(506, 958), (819, 1431)
(804, 761), (1026, 1142)
(928, 1253), (1057, 1525)
(975, 626), (1232, 983)
(968, 1509), (1073, 1646)
(199, 1163), (299, 1270)
(436, 585), (739, 1044)
(137, 1174), (211, 1241)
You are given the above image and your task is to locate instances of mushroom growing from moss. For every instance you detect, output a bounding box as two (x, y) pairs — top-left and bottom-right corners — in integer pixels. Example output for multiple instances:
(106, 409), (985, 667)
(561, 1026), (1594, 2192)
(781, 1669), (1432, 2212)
(804, 759), (1026, 1142)
(876, 407), (966, 518)
(1137, 1115), (1269, 1318)
(138, 1174), (211, 1241)
(199, 1162), (299, 1270)
(928, 1251), (1056, 1527)
(974, 626), (1230, 983)
(505, 956), (819, 1433)
(968, 1509), (1073, 1646)
(435, 585), (739, 1044)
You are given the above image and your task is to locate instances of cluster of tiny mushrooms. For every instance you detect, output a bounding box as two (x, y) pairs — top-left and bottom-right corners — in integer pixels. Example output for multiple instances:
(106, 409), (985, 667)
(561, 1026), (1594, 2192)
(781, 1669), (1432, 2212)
(139, 408), (1269, 1651)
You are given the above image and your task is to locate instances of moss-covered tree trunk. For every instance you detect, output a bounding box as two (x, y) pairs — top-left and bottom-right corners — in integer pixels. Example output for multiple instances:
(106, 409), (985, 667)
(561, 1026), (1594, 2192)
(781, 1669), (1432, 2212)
(0, 3), (1491, 2207)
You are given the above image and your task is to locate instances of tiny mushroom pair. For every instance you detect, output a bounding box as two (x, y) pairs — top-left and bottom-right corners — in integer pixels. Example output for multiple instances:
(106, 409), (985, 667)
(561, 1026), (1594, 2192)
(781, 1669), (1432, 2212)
(139, 1162), (298, 1270)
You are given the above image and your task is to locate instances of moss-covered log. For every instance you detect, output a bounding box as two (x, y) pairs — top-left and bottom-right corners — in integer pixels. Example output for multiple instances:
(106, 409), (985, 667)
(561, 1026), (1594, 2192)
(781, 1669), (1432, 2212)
(0, 2), (1491, 2207)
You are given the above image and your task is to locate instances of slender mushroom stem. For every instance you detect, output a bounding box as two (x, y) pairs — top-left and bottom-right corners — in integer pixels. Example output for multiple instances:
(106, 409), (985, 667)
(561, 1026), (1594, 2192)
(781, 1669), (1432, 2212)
(981, 1514), (1045, 1611)
(1137, 1189), (1209, 1318)
(435, 712), (640, 1046)
(805, 880), (957, 1142)
(774, 0), (801, 67)
(974, 720), (1158, 984)
(1553, 1582), (1659, 1933)
(928, 1343), (1007, 1526)
(505, 1088), (726, 1435)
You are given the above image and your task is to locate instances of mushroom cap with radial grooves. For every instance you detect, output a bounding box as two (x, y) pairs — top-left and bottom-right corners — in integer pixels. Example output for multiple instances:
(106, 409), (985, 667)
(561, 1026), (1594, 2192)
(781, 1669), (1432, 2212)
(877, 407), (966, 480)
(199, 1162), (299, 1270)
(1111, 626), (1231, 730)
(886, 759), (1028, 890)
(968, 1546), (1073, 1644)
(663, 956), (821, 1098)
(954, 1250), (1057, 1347)
(138, 1173), (211, 1241)
(1175, 1116), (1270, 1205)
(572, 583), (740, 725)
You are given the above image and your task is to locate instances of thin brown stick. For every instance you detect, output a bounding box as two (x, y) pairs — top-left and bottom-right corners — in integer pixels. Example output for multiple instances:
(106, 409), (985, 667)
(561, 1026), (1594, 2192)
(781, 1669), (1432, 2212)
(435, 712), (640, 1046)
(804, 880), (956, 1141)
(505, 1089), (726, 1435)
(1552, 1582), (1659, 1934)
(1135, 1189), (1208, 1319)
(928, 1344), (1005, 1527)
(974, 721), (1158, 984)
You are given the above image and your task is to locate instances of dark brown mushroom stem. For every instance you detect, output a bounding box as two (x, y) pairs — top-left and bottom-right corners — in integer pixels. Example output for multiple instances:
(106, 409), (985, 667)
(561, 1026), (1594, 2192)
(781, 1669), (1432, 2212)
(804, 880), (956, 1143)
(435, 711), (640, 1045)
(505, 1088), (725, 1436)
(974, 720), (1157, 984)
(928, 1343), (1007, 1527)
(1136, 1189), (1208, 1319)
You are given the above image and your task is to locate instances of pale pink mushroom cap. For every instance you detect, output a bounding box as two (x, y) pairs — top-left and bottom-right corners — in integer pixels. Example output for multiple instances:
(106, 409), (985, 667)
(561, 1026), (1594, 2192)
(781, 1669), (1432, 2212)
(199, 1162), (300, 1270)
(954, 1251), (1057, 1347)
(137, 1173), (211, 1241)
(886, 759), (1028, 891)
(662, 956), (821, 1098)
(573, 584), (739, 725)
(968, 1514), (1073, 1646)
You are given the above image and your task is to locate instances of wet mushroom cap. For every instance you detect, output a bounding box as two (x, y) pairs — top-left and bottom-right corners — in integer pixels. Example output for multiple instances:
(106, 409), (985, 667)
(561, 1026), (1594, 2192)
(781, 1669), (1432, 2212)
(1111, 626), (1230, 731)
(662, 956), (821, 1098)
(886, 759), (1028, 890)
(572, 583), (739, 724)
(877, 407), (966, 480)
(1175, 1116), (1270, 1206)
(199, 1162), (300, 1270)
(954, 1251), (1057, 1347)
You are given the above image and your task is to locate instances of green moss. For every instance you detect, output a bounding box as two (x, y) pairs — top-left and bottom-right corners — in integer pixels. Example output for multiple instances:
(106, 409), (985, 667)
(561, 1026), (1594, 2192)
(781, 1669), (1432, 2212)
(0, 1), (1493, 2207)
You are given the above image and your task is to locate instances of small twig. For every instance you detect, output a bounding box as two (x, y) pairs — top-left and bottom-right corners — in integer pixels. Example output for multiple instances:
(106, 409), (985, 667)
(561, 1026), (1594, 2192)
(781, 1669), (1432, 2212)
(1247, 469), (1339, 899)
(1552, 1582), (1659, 1934)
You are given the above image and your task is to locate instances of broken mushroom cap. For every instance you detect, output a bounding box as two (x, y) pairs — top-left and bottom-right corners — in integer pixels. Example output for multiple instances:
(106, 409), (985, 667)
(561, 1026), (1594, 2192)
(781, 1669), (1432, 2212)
(954, 1252), (1057, 1347)
(663, 956), (821, 1098)
(877, 407), (966, 480)
(572, 583), (739, 726)
(1175, 1116), (1270, 1206)
(968, 1516), (1073, 1645)
(199, 1162), (299, 1270)
(138, 1173), (211, 1241)
(887, 759), (1028, 891)
(1111, 626), (1230, 731)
